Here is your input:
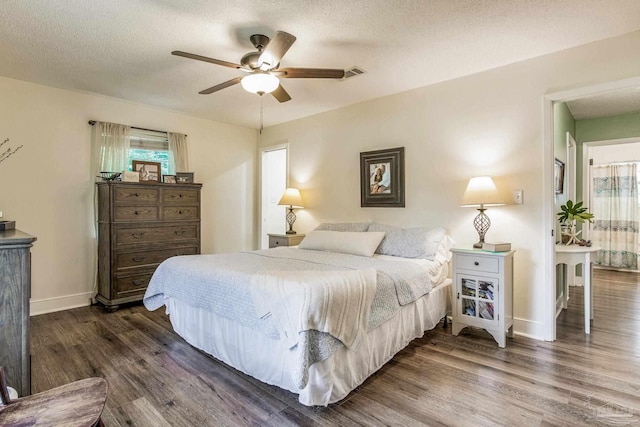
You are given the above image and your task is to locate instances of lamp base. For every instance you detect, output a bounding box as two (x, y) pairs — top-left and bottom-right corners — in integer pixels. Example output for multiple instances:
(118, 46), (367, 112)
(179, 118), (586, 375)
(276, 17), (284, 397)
(286, 230), (297, 235)
(473, 241), (483, 249)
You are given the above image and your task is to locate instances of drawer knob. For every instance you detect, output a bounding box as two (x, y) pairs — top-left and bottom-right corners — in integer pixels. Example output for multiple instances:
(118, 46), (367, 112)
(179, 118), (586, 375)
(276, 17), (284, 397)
(131, 232), (145, 239)
(474, 261), (479, 266)
(134, 211), (140, 215)
(178, 210), (183, 214)
(132, 256), (144, 262)
(175, 230), (186, 235)
(179, 194), (183, 198)
(134, 193), (139, 197)
(132, 279), (144, 286)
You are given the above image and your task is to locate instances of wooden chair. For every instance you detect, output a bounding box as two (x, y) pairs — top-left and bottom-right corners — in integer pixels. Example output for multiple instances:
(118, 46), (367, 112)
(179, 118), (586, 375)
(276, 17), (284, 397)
(0, 366), (108, 427)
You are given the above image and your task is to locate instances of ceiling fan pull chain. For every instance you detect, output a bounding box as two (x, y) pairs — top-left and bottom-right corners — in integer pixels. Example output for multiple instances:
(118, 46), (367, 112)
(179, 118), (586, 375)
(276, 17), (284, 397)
(260, 95), (264, 135)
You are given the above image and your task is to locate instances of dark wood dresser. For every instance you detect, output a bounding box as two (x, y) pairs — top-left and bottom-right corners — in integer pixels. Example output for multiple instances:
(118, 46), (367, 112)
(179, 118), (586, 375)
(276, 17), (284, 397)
(96, 181), (202, 311)
(0, 229), (36, 397)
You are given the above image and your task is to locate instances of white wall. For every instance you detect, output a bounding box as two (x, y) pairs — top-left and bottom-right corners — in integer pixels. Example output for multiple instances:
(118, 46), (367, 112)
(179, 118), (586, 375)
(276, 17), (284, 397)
(0, 76), (257, 314)
(591, 141), (640, 164)
(259, 31), (640, 339)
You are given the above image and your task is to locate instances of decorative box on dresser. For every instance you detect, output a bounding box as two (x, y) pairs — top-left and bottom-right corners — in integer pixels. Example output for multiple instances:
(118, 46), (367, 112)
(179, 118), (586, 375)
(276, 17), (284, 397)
(450, 248), (515, 348)
(0, 229), (37, 397)
(268, 233), (305, 248)
(96, 181), (202, 311)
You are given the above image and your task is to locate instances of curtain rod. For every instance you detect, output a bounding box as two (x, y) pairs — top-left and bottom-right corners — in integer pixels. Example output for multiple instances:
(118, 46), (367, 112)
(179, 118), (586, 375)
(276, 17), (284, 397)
(88, 120), (186, 137)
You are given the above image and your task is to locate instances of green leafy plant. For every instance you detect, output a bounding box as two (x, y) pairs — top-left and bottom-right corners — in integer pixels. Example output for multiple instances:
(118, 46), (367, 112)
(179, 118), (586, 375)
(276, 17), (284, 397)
(557, 200), (594, 224)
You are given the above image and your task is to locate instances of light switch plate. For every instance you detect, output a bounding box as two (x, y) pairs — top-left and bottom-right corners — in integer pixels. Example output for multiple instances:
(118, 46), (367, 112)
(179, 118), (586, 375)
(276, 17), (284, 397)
(514, 190), (524, 204)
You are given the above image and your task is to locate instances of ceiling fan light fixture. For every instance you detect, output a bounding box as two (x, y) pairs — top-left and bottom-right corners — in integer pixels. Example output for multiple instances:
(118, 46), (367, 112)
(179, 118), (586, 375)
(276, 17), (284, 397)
(241, 73), (279, 94)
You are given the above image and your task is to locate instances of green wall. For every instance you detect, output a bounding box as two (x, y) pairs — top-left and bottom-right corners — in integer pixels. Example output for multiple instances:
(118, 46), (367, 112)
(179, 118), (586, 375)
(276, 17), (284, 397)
(576, 111), (640, 142)
(575, 111), (640, 201)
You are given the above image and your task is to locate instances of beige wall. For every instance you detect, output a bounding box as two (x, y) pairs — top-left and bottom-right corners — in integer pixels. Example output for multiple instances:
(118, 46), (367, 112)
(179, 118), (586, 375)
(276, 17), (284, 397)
(0, 76), (257, 314)
(259, 31), (640, 339)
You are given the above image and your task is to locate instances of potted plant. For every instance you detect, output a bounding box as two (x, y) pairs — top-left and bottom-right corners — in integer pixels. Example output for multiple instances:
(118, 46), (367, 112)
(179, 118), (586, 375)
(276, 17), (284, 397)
(557, 200), (594, 245)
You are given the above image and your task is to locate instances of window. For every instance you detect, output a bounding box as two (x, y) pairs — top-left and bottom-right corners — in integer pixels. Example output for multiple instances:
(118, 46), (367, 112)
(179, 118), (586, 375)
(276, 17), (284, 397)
(128, 129), (169, 175)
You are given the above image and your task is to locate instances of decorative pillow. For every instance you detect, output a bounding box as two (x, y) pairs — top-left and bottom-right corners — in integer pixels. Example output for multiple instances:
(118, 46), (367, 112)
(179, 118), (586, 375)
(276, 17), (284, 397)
(425, 227), (447, 259)
(368, 224), (447, 259)
(314, 222), (370, 232)
(298, 231), (385, 257)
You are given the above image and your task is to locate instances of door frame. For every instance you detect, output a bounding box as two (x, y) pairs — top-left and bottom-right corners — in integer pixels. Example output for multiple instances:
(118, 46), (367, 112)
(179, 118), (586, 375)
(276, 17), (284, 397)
(543, 75), (640, 341)
(259, 143), (289, 249)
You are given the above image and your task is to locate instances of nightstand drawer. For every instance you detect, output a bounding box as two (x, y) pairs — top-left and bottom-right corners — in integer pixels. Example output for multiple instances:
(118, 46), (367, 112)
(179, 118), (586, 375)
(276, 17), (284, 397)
(456, 254), (499, 273)
(268, 234), (305, 248)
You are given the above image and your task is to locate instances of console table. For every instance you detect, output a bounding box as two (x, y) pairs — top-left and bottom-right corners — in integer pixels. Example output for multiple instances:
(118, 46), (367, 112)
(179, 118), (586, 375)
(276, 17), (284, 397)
(555, 244), (600, 334)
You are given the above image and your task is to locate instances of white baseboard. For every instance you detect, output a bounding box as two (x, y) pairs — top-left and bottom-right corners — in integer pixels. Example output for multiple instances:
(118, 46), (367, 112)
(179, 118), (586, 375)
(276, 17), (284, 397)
(513, 317), (546, 341)
(30, 292), (94, 316)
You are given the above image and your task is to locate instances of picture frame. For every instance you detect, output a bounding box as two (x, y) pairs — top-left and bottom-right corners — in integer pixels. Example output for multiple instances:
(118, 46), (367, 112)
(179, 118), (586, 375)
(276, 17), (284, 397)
(163, 175), (176, 184)
(554, 158), (565, 195)
(176, 172), (195, 184)
(360, 147), (405, 207)
(132, 160), (161, 182)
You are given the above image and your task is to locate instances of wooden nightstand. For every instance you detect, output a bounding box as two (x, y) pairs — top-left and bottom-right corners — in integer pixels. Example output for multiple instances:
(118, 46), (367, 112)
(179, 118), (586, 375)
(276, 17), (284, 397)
(450, 248), (515, 348)
(268, 233), (305, 248)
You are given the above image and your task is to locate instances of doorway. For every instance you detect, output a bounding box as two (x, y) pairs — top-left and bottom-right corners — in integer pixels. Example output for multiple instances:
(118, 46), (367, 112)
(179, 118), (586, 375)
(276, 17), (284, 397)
(545, 76), (640, 341)
(260, 145), (288, 249)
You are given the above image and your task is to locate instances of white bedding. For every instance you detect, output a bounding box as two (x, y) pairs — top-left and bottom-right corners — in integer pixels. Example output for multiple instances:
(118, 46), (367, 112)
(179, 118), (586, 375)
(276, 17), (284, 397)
(155, 250), (451, 406)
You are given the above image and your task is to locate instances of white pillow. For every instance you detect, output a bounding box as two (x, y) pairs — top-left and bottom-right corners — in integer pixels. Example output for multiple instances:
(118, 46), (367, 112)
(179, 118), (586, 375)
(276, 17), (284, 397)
(298, 231), (386, 257)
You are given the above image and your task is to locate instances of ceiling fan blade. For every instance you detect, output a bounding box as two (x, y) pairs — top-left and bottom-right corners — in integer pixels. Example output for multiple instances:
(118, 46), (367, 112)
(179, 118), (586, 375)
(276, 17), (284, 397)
(199, 76), (243, 94)
(258, 31), (297, 70)
(271, 84), (292, 103)
(279, 68), (345, 79)
(172, 51), (242, 70)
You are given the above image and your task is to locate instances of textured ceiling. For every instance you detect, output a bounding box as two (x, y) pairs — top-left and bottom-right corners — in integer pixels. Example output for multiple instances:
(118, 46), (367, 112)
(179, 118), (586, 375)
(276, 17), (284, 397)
(2, 0), (640, 129)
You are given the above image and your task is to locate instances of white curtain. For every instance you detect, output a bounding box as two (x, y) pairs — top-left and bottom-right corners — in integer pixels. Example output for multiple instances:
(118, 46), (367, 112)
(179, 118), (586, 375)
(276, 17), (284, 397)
(91, 121), (130, 299)
(168, 132), (189, 173)
(591, 162), (639, 269)
(91, 121), (131, 176)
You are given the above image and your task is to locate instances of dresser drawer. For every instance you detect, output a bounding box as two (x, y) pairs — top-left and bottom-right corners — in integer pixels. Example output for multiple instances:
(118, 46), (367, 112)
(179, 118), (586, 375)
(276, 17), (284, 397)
(114, 186), (159, 203)
(162, 206), (199, 220)
(115, 224), (199, 246)
(456, 254), (499, 274)
(114, 272), (153, 298)
(114, 206), (159, 221)
(163, 189), (199, 204)
(116, 246), (198, 270)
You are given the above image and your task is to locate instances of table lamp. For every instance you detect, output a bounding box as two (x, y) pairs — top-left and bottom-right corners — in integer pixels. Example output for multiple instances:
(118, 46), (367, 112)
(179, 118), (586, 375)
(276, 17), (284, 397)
(461, 176), (505, 248)
(278, 188), (304, 234)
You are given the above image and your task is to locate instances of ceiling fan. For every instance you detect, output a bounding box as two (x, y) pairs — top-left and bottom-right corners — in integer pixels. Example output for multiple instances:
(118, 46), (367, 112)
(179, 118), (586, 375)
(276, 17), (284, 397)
(172, 31), (345, 103)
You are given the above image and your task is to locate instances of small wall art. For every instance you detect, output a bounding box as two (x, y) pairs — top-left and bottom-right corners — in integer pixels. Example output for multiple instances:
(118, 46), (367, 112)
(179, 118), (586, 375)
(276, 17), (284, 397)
(360, 147), (405, 207)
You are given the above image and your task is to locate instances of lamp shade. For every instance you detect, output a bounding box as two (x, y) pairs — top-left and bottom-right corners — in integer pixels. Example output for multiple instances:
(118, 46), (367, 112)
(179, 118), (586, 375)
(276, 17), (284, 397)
(241, 73), (279, 94)
(278, 188), (304, 208)
(461, 176), (505, 207)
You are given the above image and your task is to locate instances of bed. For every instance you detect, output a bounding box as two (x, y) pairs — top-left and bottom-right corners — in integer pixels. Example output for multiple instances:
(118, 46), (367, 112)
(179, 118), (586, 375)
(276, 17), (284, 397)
(143, 223), (453, 406)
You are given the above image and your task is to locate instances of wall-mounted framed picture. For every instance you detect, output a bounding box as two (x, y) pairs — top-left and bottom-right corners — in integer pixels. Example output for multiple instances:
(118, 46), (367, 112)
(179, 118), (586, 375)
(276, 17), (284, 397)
(176, 172), (195, 184)
(554, 158), (565, 195)
(132, 160), (161, 182)
(360, 147), (405, 207)
(163, 175), (176, 184)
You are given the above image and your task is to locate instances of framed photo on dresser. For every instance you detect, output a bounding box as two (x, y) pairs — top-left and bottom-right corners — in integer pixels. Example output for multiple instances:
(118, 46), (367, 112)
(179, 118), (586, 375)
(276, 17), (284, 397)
(132, 160), (161, 182)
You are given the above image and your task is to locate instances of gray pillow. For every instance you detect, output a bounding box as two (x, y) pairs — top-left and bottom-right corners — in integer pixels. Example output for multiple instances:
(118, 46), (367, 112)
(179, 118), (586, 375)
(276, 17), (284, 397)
(314, 222), (370, 232)
(368, 223), (445, 259)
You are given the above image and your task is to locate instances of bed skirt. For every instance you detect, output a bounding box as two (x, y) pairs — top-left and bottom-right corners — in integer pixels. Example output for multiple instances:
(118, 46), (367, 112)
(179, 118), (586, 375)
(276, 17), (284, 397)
(165, 279), (451, 406)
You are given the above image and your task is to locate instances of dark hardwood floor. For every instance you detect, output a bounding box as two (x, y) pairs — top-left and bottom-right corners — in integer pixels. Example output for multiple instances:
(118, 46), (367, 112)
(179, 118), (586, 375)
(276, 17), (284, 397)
(30, 269), (640, 426)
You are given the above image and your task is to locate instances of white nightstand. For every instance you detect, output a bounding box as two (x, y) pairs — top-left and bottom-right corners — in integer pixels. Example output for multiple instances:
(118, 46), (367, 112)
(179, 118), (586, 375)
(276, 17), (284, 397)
(268, 233), (306, 248)
(450, 248), (515, 348)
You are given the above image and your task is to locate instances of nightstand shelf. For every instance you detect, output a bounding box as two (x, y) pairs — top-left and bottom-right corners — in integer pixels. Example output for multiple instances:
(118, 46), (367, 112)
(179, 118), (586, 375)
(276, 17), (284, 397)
(450, 248), (515, 348)
(268, 233), (305, 248)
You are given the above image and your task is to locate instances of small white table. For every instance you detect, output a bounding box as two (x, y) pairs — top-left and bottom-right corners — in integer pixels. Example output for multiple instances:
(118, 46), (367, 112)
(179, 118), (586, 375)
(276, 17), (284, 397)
(555, 244), (600, 334)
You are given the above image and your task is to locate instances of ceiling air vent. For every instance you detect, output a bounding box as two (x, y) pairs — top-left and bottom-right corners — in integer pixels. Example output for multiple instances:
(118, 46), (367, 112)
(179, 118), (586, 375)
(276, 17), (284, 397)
(344, 66), (365, 79)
